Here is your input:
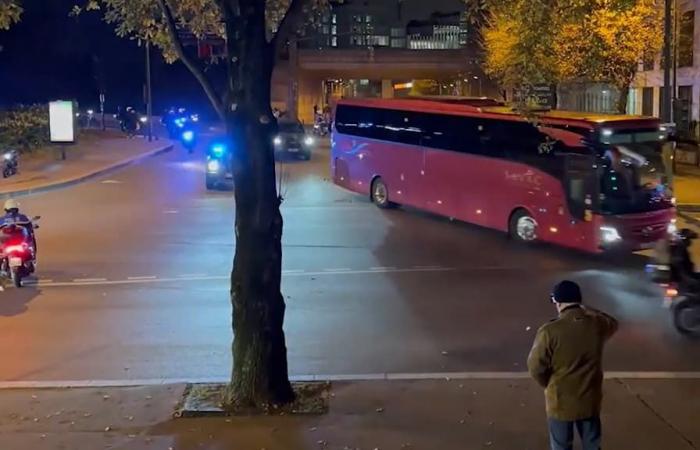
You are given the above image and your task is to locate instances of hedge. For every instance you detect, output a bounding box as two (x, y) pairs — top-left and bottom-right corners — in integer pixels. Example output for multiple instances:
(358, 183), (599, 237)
(0, 104), (50, 153)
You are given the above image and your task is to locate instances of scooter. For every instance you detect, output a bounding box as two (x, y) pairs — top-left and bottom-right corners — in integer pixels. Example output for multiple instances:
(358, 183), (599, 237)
(647, 228), (700, 337)
(0, 217), (40, 288)
(2, 150), (18, 178)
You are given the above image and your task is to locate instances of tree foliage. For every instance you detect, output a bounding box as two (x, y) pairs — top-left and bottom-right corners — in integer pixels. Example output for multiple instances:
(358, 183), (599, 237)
(480, 0), (663, 111)
(0, 0), (22, 30)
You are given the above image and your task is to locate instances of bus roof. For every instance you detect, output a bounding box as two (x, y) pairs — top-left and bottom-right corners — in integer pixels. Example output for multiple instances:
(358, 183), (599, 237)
(337, 98), (660, 130)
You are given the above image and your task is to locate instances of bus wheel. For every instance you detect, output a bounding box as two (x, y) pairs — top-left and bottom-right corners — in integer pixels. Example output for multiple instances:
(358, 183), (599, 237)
(510, 209), (538, 243)
(371, 177), (395, 209)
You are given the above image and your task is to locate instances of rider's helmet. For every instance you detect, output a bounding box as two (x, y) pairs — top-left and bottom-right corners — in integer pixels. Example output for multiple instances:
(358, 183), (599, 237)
(3, 199), (19, 214)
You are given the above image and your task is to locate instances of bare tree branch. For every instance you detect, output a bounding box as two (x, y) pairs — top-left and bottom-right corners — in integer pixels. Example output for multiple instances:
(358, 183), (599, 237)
(157, 0), (225, 120)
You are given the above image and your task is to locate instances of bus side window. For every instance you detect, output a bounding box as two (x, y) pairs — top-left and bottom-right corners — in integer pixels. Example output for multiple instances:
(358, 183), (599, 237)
(419, 114), (479, 154)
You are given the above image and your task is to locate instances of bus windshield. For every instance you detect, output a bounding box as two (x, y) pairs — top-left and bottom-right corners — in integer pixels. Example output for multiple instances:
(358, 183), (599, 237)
(595, 146), (673, 215)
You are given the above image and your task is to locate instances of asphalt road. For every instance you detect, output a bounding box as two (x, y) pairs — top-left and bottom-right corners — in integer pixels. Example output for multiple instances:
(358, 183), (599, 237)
(1, 136), (700, 383)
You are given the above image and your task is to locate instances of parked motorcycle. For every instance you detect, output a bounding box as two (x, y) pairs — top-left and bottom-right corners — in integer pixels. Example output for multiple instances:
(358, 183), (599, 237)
(646, 228), (700, 337)
(0, 217), (39, 288)
(2, 150), (18, 178)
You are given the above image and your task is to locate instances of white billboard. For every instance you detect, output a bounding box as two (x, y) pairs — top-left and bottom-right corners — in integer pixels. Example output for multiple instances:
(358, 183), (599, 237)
(49, 101), (76, 143)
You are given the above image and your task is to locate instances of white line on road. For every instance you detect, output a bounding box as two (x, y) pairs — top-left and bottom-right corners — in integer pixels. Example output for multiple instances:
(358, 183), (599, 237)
(28, 266), (458, 288)
(3, 371), (700, 389)
(370, 266), (397, 271)
(323, 268), (352, 272)
(178, 273), (207, 278)
(127, 276), (157, 281)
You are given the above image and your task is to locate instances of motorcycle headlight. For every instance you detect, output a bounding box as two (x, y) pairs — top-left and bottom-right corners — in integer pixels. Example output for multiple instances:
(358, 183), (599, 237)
(3, 153), (12, 161)
(600, 226), (622, 243)
(182, 130), (195, 142)
(207, 160), (221, 173)
(274, 136), (283, 146)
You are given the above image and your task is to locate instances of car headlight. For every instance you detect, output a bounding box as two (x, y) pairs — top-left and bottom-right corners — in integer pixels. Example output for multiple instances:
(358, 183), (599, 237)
(600, 226), (622, 243)
(274, 136), (283, 146)
(140, 116), (148, 123)
(207, 160), (221, 173)
(304, 136), (314, 146)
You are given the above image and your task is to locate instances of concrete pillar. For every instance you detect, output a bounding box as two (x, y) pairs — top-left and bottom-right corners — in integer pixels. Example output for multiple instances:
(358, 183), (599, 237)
(381, 79), (394, 99)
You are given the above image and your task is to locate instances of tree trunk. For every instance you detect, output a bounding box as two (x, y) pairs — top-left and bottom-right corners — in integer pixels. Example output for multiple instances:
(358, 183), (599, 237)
(616, 84), (630, 115)
(221, 0), (294, 408)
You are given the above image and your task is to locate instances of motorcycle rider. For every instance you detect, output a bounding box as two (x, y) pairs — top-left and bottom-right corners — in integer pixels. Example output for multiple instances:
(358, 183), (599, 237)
(0, 199), (36, 256)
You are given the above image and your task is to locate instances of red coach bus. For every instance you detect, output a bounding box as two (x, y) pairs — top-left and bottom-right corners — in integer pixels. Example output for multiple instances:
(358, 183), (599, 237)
(330, 98), (675, 253)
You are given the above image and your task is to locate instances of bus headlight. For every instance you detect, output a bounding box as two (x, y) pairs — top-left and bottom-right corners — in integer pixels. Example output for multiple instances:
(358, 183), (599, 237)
(207, 160), (221, 173)
(667, 219), (678, 235)
(600, 226), (622, 243)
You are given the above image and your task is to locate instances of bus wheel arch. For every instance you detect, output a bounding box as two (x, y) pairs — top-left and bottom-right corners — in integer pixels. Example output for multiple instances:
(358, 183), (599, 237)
(509, 208), (538, 242)
(370, 176), (396, 209)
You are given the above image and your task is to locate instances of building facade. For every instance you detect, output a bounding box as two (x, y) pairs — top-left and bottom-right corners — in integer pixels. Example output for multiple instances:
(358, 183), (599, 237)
(630, 0), (697, 135)
(273, 0), (490, 122)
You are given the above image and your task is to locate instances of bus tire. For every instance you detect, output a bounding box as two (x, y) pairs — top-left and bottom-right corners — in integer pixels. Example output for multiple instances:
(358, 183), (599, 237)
(371, 177), (395, 209)
(509, 209), (538, 243)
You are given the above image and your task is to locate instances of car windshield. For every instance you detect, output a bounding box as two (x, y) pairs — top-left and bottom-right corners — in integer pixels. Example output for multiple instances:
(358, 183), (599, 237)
(278, 122), (304, 134)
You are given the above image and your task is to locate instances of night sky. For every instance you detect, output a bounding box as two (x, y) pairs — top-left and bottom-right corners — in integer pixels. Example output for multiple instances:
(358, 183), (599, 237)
(0, 0), (466, 116)
(0, 0), (210, 116)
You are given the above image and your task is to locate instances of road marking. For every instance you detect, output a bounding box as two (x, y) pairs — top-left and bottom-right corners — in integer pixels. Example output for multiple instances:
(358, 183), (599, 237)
(27, 266), (458, 288)
(22, 279), (54, 286)
(178, 273), (207, 278)
(101, 180), (122, 184)
(127, 276), (157, 281)
(3, 371), (700, 389)
(370, 266), (396, 271)
(413, 265), (443, 270)
(282, 269), (305, 274)
(72, 278), (107, 283)
(163, 210), (179, 214)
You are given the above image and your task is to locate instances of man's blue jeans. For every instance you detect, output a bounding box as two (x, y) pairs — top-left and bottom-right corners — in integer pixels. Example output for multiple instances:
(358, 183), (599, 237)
(548, 416), (602, 450)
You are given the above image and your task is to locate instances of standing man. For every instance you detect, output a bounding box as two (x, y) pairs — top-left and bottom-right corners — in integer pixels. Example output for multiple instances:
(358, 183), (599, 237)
(528, 280), (618, 450)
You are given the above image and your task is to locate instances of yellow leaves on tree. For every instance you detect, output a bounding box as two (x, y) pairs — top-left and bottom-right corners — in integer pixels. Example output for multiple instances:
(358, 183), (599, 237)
(481, 0), (663, 112)
(0, 0), (22, 30)
(555, 0), (662, 88)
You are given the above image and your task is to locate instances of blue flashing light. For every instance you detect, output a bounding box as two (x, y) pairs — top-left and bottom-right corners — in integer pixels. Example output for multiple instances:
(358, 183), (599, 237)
(211, 144), (227, 157)
(182, 130), (195, 142)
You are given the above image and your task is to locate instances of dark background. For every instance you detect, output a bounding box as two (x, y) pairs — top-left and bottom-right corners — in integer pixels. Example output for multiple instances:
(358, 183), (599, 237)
(0, 0), (217, 117)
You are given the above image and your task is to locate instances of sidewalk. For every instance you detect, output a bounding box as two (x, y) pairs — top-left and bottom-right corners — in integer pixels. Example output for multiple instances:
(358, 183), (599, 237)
(0, 378), (697, 449)
(675, 164), (700, 207)
(0, 130), (173, 198)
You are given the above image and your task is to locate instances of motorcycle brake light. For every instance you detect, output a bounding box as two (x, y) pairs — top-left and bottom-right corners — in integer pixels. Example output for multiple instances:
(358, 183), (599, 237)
(666, 287), (679, 297)
(4, 244), (26, 253)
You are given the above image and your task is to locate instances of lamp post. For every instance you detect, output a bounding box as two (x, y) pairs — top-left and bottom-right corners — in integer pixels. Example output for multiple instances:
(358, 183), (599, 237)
(473, 75), (482, 97)
(662, 0), (673, 123)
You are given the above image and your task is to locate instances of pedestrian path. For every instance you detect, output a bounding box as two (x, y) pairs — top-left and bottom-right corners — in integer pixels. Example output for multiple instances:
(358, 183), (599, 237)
(0, 130), (172, 198)
(0, 378), (697, 449)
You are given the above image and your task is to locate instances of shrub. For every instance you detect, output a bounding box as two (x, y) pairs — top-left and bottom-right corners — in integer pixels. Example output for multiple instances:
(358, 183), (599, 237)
(0, 104), (50, 153)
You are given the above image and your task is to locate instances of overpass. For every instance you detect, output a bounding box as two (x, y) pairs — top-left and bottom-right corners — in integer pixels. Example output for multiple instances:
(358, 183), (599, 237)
(272, 47), (486, 122)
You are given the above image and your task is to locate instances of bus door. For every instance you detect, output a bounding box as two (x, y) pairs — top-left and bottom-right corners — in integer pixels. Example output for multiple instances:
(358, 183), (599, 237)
(560, 153), (600, 249)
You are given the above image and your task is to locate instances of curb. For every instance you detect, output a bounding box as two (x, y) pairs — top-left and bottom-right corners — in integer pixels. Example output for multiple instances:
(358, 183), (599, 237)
(0, 143), (174, 199)
(678, 211), (700, 227)
(678, 204), (700, 213)
(2, 371), (700, 389)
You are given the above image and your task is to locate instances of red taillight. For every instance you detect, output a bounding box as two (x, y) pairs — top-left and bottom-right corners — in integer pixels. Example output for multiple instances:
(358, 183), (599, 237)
(666, 287), (679, 297)
(3, 244), (26, 254)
